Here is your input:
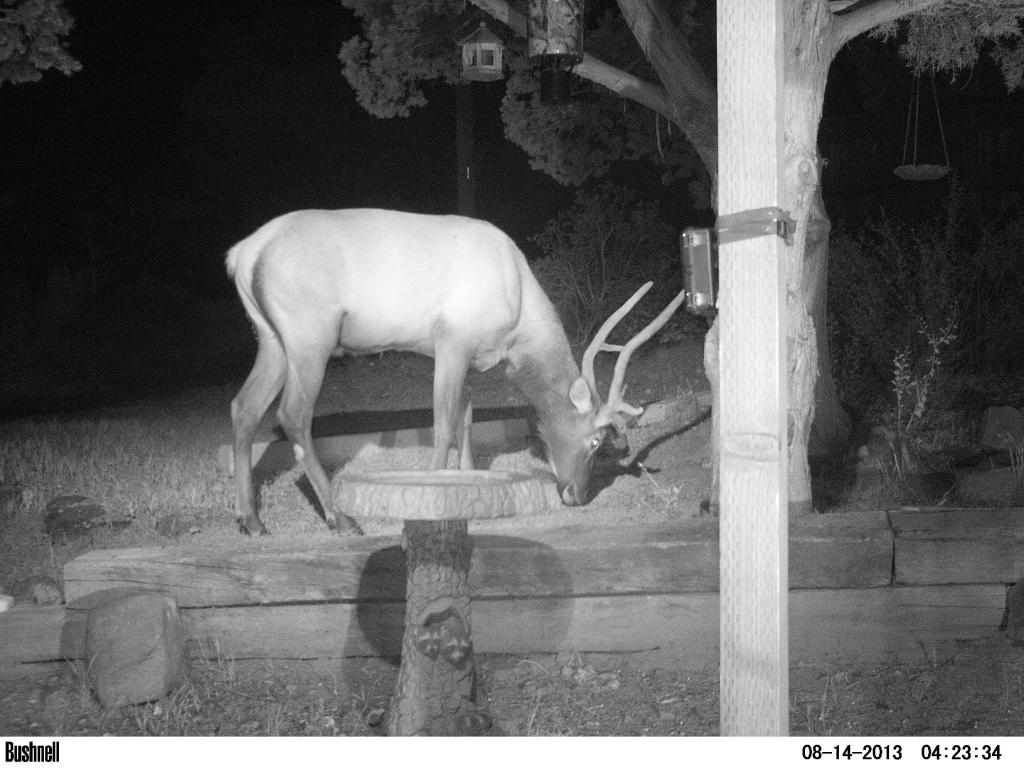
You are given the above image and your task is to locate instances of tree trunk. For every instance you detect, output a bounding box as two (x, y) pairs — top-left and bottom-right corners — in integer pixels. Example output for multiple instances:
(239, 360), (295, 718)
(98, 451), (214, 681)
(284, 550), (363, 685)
(777, 0), (843, 514)
(705, 4), (842, 515)
(805, 189), (852, 459)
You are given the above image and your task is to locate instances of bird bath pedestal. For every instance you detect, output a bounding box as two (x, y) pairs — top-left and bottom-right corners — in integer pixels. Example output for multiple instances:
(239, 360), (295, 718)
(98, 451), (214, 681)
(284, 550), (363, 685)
(335, 469), (549, 736)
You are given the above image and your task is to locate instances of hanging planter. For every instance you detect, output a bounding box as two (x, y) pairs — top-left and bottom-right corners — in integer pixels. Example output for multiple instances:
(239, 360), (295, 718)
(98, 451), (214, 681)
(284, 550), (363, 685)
(893, 73), (952, 182)
(527, 0), (584, 104)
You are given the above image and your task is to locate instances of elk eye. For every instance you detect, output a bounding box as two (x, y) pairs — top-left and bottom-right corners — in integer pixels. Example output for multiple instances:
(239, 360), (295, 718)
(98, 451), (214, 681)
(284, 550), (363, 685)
(589, 436), (602, 452)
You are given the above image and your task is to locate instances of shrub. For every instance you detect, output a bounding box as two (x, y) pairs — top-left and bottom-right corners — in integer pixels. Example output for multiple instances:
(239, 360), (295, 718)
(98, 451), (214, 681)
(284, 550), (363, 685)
(828, 194), (1024, 415)
(529, 183), (692, 347)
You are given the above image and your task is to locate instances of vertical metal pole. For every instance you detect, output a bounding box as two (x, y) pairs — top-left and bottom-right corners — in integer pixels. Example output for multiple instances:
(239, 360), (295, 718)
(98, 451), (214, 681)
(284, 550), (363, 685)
(456, 81), (475, 217)
(716, 0), (789, 735)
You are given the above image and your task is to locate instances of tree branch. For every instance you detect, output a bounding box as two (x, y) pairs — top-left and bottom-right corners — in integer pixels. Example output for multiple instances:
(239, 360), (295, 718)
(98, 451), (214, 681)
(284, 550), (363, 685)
(468, 0), (674, 120)
(614, 0), (718, 174)
(833, 0), (945, 46)
(575, 56), (674, 118)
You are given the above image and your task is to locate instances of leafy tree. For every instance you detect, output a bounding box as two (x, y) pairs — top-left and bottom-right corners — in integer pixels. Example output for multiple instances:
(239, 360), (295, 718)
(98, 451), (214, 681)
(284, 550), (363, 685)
(0, 0), (79, 87)
(338, 0), (1024, 512)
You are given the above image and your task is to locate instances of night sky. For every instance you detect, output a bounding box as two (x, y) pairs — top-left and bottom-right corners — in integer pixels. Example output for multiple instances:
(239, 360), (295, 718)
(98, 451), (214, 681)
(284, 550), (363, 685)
(0, 0), (569, 296)
(1, 1), (1021, 412)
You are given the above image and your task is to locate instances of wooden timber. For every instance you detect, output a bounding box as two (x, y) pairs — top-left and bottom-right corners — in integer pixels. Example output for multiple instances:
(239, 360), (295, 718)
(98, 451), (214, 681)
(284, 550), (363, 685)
(2, 586), (1007, 673)
(61, 512), (892, 606)
(2, 509), (1022, 673)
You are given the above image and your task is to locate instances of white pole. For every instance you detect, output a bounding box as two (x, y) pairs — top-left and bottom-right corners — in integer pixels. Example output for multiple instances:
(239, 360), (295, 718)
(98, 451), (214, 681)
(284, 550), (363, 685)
(716, 0), (790, 735)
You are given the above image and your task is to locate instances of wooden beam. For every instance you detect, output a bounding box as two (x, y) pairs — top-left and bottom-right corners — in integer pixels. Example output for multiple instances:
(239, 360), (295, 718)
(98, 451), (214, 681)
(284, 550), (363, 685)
(62, 514), (893, 607)
(4, 585), (1006, 672)
(891, 508), (1024, 585)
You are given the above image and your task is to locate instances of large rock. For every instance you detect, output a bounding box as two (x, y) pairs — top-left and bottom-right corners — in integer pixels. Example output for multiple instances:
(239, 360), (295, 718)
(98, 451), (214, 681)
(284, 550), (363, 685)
(980, 406), (1024, 451)
(85, 591), (191, 707)
(957, 466), (1022, 506)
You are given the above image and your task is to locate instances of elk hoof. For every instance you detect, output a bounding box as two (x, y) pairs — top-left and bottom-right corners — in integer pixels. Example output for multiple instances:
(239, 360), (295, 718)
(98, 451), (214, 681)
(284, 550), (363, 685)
(327, 514), (363, 536)
(238, 517), (269, 536)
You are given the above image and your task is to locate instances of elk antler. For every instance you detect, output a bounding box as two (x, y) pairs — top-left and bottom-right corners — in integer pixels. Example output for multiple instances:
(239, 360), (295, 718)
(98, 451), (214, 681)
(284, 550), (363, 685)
(581, 282), (689, 425)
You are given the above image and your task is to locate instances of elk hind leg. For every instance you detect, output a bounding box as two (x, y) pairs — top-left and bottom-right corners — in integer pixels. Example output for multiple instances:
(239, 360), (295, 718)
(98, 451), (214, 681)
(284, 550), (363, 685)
(277, 341), (362, 534)
(456, 400), (474, 470)
(231, 328), (287, 536)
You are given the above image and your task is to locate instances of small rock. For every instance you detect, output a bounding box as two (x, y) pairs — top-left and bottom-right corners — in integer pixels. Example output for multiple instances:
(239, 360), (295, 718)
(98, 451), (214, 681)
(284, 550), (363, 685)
(33, 580), (62, 606)
(43, 496), (129, 541)
(555, 650), (578, 667)
(154, 509), (212, 538)
(0, 482), (22, 523)
(0, 594), (15, 612)
(980, 406), (1024, 451)
(572, 664), (597, 684)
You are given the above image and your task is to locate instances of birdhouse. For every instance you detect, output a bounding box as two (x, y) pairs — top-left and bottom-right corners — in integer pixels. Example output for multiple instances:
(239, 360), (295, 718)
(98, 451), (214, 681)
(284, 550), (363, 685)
(459, 23), (504, 82)
(527, 0), (583, 104)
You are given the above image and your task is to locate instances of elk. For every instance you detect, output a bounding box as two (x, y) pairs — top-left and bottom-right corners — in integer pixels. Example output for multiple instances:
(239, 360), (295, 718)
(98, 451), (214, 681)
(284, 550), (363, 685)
(226, 209), (685, 535)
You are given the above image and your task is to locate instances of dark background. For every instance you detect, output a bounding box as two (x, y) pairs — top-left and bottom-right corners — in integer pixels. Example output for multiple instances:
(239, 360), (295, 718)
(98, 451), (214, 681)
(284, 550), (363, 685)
(1, 0), (1021, 414)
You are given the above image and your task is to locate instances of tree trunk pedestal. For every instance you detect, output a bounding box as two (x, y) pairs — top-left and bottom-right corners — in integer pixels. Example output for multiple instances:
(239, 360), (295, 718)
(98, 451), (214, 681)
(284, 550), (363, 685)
(333, 470), (532, 736)
(389, 519), (484, 736)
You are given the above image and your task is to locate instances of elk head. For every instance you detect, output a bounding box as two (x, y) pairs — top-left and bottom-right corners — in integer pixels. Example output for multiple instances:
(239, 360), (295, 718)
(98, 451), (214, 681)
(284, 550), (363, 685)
(542, 281), (689, 506)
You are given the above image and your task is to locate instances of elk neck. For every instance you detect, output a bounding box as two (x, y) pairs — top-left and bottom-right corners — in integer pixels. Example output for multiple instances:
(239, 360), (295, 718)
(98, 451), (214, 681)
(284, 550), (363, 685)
(505, 319), (588, 422)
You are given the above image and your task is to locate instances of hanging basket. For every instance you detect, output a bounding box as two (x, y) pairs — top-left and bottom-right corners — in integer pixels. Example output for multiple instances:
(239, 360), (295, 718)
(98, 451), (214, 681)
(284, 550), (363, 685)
(893, 73), (952, 183)
(893, 163), (951, 181)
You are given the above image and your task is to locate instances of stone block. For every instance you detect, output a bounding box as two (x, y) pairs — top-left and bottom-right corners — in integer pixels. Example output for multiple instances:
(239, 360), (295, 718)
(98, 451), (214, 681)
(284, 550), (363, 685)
(86, 591), (190, 706)
(980, 406), (1024, 450)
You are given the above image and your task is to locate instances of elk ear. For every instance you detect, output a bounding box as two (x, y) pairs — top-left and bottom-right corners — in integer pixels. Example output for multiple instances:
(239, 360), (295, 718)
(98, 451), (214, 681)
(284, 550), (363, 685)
(568, 376), (594, 414)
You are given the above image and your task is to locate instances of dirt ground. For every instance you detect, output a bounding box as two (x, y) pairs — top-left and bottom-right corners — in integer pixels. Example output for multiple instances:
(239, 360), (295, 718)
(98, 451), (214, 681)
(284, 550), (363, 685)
(3, 336), (1024, 737)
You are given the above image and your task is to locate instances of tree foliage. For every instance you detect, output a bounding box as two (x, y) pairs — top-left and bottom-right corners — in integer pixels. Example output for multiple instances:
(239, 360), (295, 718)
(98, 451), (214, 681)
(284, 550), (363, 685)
(879, 1), (1024, 91)
(338, 0), (702, 187)
(530, 183), (677, 344)
(0, 0), (79, 87)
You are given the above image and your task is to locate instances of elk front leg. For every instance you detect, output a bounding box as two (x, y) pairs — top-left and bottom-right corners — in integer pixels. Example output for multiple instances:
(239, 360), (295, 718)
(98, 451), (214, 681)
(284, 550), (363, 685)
(231, 328), (287, 536)
(431, 348), (471, 470)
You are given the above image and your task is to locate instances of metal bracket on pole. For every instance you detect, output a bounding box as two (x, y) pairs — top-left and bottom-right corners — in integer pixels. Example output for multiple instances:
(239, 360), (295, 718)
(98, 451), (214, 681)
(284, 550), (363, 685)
(715, 206), (795, 246)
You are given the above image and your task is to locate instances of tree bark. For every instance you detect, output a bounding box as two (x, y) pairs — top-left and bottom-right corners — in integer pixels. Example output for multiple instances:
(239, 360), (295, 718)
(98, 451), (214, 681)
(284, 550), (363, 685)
(779, 0), (838, 513)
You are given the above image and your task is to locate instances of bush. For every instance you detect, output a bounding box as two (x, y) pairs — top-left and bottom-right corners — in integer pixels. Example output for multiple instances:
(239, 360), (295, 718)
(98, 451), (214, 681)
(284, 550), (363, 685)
(529, 183), (692, 347)
(828, 197), (1024, 414)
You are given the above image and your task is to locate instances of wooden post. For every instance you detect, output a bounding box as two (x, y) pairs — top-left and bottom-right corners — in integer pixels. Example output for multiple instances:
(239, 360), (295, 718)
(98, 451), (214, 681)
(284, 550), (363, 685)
(716, 0), (789, 735)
